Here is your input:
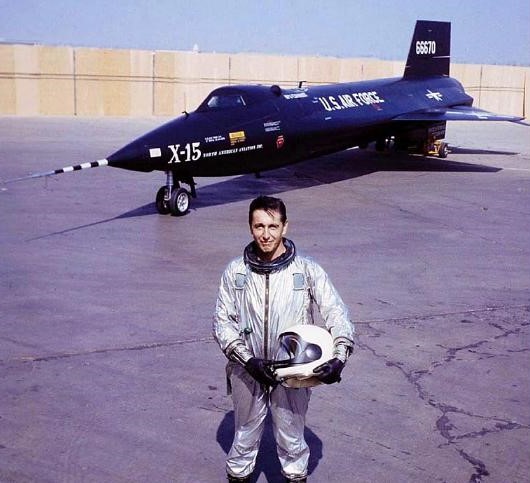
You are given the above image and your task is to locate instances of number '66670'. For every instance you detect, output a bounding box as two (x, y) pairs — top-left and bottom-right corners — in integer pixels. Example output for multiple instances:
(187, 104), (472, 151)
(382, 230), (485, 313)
(416, 40), (436, 55)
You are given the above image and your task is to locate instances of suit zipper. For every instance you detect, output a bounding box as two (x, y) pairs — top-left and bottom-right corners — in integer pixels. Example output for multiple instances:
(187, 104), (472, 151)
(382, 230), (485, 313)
(264, 273), (270, 360)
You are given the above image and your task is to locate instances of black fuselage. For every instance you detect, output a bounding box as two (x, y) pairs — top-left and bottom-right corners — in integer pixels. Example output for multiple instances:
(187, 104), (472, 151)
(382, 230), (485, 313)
(107, 75), (472, 180)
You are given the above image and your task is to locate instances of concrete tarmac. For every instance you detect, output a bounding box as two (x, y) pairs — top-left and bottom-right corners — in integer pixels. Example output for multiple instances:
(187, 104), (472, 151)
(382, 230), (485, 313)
(1, 117), (529, 483)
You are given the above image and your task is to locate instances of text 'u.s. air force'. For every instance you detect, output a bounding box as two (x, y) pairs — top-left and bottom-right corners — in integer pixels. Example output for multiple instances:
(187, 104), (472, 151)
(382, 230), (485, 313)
(318, 91), (385, 112)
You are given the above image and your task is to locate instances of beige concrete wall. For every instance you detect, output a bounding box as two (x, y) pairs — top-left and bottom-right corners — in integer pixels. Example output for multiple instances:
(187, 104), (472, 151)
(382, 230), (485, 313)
(0, 44), (75, 115)
(229, 52), (298, 85)
(1, 43), (528, 118)
(153, 51), (231, 115)
(451, 63), (528, 117)
(0, 45), (17, 115)
(39, 46), (75, 115)
(75, 48), (153, 116)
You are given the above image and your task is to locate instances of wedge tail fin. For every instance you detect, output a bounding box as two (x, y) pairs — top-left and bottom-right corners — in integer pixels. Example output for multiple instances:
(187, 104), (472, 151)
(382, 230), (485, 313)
(404, 20), (450, 78)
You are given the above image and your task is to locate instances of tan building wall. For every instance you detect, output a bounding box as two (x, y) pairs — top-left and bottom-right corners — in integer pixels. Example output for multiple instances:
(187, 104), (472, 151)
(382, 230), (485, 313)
(1, 43), (528, 118)
(0, 44), (75, 115)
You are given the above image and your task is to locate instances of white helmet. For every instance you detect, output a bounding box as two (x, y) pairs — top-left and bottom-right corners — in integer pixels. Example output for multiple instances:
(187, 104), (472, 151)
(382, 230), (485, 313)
(271, 324), (334, 388)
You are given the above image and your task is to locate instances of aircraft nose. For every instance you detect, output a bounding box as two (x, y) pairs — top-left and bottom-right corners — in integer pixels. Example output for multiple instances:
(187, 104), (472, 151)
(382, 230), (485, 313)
(106, 117), (185, 172)
(107, 138), (153, 172)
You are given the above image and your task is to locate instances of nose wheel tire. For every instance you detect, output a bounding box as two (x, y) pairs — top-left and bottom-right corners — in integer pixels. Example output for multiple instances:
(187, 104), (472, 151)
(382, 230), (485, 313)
(155, 186), (171, 215)
(169, 188), (190, 216)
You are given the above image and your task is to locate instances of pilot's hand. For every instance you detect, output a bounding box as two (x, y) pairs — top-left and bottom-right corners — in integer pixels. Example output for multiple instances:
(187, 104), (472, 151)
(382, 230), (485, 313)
(313, 358), (345, 384)
(245, 357), (278, 386)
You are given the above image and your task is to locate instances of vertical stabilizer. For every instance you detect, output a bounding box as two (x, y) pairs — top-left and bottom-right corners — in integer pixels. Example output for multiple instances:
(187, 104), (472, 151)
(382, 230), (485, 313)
(404, 20), (450, 78)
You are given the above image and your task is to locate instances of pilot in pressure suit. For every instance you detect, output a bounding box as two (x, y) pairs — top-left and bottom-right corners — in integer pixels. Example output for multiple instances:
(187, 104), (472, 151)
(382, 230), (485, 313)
(213, 196), (355, 483)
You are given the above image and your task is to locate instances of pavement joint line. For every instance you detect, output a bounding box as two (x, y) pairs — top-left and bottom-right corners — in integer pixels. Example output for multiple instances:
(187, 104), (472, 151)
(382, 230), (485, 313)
(7, 305), (528, 365)
(9, 336), (215, 363)
(354, 304), (530, 325)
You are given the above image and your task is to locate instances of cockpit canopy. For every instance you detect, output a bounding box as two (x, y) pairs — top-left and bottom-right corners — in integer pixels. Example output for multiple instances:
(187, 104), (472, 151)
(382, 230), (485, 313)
(196, 85), (282, 112)
(204, 93), (246, 110)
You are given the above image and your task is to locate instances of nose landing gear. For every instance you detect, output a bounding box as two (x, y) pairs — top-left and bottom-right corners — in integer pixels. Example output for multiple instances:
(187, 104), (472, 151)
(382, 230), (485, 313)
(155, 171), (196, 216)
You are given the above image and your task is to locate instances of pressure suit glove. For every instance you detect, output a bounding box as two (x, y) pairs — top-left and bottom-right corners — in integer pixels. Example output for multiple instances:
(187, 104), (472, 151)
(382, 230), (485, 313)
(245, 357), (278, 386)
(313, 357), (345, 384)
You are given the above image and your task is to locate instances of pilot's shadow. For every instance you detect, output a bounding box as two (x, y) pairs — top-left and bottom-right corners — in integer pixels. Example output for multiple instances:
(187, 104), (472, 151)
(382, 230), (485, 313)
(217, 411), (323, 483)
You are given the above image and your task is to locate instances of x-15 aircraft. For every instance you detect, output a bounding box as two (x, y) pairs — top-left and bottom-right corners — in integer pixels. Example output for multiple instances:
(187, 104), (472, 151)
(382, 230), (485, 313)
(9, 20), (526, 216)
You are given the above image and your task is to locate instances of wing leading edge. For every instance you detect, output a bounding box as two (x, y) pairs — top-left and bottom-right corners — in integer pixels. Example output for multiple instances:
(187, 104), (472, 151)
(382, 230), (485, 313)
(393, 105), (526, 124)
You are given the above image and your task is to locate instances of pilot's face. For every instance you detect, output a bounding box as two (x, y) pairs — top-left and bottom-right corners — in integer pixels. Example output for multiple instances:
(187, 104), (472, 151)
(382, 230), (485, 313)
(250, 209), (288, 262)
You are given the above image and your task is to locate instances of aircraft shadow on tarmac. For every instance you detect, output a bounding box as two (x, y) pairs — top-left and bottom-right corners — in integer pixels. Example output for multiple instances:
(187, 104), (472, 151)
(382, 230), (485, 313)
(217, 411), (322, 482)
(29, 149), (502, 240)
(190, 149), (502, 211)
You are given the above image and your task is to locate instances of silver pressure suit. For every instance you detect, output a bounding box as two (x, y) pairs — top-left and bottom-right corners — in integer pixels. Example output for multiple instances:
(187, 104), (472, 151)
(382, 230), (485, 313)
(213, 239), (354, 480)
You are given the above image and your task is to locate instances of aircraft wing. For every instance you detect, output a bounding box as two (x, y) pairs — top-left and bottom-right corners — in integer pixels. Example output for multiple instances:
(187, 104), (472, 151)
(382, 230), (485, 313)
(393, 105), (527, 124)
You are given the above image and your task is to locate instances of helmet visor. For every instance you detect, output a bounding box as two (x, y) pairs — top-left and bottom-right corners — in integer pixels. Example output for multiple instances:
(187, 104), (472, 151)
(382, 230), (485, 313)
(272, 331), (323, 369)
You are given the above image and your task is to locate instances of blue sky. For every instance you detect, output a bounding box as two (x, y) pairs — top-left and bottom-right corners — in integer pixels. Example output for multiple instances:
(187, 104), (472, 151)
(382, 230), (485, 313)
(1, 0), (529, 65)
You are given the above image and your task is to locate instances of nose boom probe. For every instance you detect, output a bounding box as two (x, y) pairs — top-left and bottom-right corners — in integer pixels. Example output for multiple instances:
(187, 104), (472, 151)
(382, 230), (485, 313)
(3, 159), (109, 183)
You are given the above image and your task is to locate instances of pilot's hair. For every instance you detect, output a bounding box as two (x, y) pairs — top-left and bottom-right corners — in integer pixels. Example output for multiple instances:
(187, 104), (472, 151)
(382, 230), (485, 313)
(249, 195), (287, 225)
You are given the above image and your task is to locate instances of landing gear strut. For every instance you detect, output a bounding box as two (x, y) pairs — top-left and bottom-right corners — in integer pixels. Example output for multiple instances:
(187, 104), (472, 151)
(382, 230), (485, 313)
(155, 171), (196, 216)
